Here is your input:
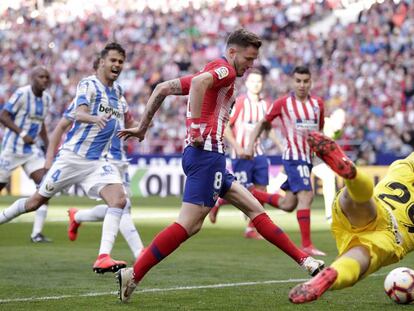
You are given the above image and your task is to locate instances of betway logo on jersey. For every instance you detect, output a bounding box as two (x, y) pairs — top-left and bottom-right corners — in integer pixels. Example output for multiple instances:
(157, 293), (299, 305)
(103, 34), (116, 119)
(99, 104), (121, 118)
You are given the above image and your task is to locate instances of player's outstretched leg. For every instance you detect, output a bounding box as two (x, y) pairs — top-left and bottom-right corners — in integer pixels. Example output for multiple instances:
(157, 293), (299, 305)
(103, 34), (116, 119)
(307, 132), (356, 179)
(290, 246), (370, 303)
(224, 183), (324, 276)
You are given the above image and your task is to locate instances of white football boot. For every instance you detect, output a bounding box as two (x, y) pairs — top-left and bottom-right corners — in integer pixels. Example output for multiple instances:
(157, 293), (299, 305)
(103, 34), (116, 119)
(116, 267), (137, 302)
(300, 256), (325, 277)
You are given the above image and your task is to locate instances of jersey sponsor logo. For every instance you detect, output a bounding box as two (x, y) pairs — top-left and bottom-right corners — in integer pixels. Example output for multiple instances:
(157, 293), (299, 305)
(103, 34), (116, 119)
(98, 104), (121, 118)
(295, 119), (318, 130)
(215, 67), (229, 80)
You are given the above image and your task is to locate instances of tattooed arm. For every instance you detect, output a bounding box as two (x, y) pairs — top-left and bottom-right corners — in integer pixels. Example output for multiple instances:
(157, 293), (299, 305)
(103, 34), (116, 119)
(117, 78), (183, 141)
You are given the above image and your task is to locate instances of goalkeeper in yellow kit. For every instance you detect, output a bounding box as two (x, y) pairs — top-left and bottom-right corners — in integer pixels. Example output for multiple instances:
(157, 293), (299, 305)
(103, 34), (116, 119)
(289, 132), (414, 304)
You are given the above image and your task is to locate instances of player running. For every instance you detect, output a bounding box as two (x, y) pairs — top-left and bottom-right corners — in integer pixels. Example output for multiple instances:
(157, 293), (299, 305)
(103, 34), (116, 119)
(0, 66), (52, 243)
(289, 132), (414, 303)
(116, 29), (324, 303)
(0, 42), (131, 273)
(247, 66), (326, 256)
(209, 68), (282, 239)
(45, 98), (144, 262)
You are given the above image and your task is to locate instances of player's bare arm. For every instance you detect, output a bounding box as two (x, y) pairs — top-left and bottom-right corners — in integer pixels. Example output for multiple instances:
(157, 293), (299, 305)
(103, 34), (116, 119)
(44, 118), (72, 170)
(39, 122), (49, 151)
(0, 109), (34, 144)
(188, 72), (213, 147)
(75, 105), (110, 129)
(224, 123), (248, 158)
(118, 78), (183, 140)
(246, 118), (270, 157)
(266, 128), (283, 152)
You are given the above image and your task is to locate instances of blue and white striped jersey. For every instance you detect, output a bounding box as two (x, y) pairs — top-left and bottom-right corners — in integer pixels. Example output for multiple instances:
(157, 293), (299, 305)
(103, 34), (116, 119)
(1, 85), (51, 155)
(61, 75), (128, 160)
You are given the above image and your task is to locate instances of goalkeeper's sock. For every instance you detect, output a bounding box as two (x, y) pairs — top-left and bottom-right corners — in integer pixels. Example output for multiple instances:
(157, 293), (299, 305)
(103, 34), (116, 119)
(133, 222), (188, 283)
(252, 213), (307, 263)
(344, 169), (373, 203)
(330, 257), (361, 290)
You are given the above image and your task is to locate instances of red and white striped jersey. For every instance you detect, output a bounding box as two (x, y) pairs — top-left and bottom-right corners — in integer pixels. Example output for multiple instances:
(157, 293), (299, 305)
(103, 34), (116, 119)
(180, 57), (236, 154)
(265, 93), (324, 163)
(228, 94), (270, 158)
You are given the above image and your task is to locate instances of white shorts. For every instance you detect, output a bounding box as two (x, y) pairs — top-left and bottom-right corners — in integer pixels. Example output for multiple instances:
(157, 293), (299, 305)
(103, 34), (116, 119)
(0, 150), (45, 183)
(39, 150), (123, 199)
(109, 159), (131, 197)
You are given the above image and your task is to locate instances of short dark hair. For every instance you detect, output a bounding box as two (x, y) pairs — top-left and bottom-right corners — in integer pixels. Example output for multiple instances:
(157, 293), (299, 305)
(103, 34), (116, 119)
(92, 54), (100, 70)
(100, 42), (126, 59)
(292, 66), (311, 76)
(226, 29), (262, 49)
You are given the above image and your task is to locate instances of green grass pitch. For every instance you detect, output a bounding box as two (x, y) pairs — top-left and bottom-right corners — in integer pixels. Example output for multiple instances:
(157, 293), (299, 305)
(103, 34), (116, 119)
(0, 195), (411, 310)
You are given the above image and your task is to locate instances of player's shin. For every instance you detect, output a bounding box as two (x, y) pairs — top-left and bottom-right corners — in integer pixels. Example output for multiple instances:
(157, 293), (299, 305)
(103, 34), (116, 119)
(330, 257), (361, 290)
(119, 199), (144, 259)
(133, 222), (189, 283)
(252, 213), (307, 263)
(76, 204), (108, 222)
(98, 207), (123, 255)
(250, 188), (281, 208)
(31, 204), (48, 237)
(344, 168), (373, 203)
(0, 198), (28, 224)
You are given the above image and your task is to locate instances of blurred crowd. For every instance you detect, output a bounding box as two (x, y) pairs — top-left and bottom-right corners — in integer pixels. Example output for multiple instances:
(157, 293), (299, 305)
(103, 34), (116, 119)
(0, 0), (413, 163)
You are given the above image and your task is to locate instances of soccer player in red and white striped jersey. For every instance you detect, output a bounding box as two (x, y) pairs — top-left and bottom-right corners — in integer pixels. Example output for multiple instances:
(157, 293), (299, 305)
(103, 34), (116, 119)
(248, 66), (326, 256)
(116, 31), (325, 303)
(209, 69), (282, 239)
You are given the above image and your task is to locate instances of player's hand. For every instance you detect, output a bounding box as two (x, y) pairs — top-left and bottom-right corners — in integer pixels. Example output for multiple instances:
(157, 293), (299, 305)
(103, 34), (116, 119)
(245, 144), (254, 159)
(44, 158), (53, 171)
(236, 146), (250, 159)
(117, 127), (147, 141)
(94, 113), (111, 129)
(189, 121), (204, 148)
(22, 135), (34, 144)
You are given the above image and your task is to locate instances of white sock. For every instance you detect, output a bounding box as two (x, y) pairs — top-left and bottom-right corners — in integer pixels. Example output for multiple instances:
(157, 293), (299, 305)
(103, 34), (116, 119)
(98, 207), (123, 255)
(120, 199), (144, 258)
(75, 204), (107, 223)
(0, 198), (27, 224)
(31, 204), (48, 237)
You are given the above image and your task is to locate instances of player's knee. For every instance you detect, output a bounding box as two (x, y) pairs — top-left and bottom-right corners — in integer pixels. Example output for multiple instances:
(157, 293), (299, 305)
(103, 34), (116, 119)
(109, 196), (127, 209)
(26, 195), (46, 212)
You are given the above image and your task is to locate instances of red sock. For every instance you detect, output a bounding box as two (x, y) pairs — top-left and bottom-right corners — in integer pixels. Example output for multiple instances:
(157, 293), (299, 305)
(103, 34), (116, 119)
(217, 198), (228, 207)
(247, 220), (255, 229)
(297, 209), (311, 247)
(251, 188), (281, 208)
(133, 222), (189, 283)
(252, 213), (307, 263)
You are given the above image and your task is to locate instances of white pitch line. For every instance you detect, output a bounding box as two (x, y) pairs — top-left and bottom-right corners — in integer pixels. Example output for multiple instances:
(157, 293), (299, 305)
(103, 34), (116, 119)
(0, 273), (386, 304)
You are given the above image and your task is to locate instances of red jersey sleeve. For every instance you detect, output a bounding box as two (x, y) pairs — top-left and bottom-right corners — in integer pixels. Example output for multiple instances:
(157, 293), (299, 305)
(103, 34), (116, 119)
(317, 98), (325, 130)
(179, 75), (193, 95)
(265, 97), (284, 123)
(229, 96), (245, 126)
(207, 64), (236, 88)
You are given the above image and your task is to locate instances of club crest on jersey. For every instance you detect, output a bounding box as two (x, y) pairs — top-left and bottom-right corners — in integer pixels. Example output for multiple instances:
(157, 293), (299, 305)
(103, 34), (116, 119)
(215, 67), (229, 80)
